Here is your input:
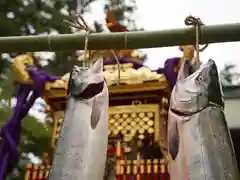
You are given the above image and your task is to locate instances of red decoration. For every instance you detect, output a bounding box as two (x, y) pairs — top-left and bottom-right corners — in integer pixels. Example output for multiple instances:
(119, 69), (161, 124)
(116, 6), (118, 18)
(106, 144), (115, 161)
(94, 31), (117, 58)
(107, 148), (116, 153)
(106, 11), (128, 33)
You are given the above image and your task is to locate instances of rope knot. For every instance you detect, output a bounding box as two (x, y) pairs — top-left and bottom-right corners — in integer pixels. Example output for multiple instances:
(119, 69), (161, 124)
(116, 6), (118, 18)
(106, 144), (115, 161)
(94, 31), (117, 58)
(184, 15), (204, 26)
(64, 11), (121, 85)
(184, 15), (208, 53)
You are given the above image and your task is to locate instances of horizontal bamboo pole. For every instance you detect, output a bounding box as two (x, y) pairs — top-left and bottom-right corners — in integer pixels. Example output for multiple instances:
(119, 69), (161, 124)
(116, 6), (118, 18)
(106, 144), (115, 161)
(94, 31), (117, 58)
(0, 23), (240, 52)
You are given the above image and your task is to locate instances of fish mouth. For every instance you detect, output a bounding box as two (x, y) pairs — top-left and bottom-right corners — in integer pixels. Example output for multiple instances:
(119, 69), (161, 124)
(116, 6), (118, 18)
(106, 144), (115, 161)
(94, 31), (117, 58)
(179, 92), (202, 103)
(171, 59), (224, 116)
(171, 100), (221, 117)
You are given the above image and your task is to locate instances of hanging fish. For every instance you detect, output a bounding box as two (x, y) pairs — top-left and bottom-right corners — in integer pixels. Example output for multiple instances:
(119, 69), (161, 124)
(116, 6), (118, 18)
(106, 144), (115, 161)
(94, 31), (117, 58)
(48, 59), (109, 180)
(168, 59), (239, 180)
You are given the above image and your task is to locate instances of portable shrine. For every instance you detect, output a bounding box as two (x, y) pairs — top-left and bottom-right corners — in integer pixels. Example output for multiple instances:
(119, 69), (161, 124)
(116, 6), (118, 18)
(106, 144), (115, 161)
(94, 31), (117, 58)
(24, 59), (171, 179)
(20, 16), (196, 179)
(0, 11), (239, 180)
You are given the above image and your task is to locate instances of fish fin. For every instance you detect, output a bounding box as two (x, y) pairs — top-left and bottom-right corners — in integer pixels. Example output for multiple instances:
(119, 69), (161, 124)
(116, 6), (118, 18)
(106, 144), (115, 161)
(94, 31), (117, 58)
(168, 120), (180, 160)
(91, 58), (103, 74)
(90, 83), (107, 129)
(177, 60), (192, 82)
(90, 98), (101, 130)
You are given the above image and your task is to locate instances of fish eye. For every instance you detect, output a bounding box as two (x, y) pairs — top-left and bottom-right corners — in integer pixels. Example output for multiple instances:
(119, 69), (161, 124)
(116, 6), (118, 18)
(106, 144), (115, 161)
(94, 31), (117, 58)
(197, 75), (205, 82)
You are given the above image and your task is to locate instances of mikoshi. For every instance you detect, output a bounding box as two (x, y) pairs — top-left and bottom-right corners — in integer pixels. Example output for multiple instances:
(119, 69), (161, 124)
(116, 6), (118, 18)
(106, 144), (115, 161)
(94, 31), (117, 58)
(0, 14), (239, 180)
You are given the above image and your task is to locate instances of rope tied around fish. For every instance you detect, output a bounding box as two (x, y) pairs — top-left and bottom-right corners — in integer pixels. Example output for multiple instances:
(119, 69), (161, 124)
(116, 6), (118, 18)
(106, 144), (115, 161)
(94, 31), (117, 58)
(64, 11), (121, 85)
(184, 15), (209, 62)
(181, 15), (209, 73)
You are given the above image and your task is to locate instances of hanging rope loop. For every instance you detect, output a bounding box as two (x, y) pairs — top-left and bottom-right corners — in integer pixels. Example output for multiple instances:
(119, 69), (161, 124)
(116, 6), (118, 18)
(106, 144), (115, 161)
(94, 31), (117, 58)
(64, 11), (92, 67)
(64, 11), (120, 85)
(184, 15), (208, 60)
(83, 31), (90, 67)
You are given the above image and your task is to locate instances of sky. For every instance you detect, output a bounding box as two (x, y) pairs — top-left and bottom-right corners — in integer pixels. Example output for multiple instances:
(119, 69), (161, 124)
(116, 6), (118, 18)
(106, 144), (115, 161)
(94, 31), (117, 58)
(86, 0), (240, 71)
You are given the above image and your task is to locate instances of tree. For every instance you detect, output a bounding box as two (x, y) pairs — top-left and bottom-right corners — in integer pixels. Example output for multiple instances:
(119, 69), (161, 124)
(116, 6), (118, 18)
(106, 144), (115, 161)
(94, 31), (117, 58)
(0, 0), (105, 76)
(220, 63), (240, 86)
(104, 0), (137, 29)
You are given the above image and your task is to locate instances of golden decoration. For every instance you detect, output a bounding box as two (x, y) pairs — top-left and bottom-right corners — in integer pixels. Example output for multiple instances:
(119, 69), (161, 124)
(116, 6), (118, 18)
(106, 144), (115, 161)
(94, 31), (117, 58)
(130, 121), (136, 126)
(24, 164), (51, 180)
(108, 104), (160, 142)
(12, 54), (34, 84)
(131, 113), (137, 118)
(51, 111), (64, 148)
(147, 120), (154, 126)
(103, 63), (166, 86)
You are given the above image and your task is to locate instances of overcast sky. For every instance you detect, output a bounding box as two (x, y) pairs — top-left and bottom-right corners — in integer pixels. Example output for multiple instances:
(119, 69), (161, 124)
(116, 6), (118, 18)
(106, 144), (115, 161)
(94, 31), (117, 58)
(86, 0), (240, 71)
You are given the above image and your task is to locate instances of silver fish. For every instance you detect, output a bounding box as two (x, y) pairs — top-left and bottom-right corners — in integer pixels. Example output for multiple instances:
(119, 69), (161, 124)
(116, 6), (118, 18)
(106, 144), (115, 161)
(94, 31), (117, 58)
(168, 59), (239, 180)
(48, 59), (109, 180)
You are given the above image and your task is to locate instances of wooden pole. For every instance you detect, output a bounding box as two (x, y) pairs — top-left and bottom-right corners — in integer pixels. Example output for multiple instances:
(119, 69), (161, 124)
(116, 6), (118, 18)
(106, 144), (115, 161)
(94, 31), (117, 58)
(0, 23), (240, 53)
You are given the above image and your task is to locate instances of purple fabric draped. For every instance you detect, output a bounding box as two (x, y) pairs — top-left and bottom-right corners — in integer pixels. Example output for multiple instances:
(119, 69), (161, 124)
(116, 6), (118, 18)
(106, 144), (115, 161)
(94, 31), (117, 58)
(0, 67), (59, 180)
(154, 57), (181, 90)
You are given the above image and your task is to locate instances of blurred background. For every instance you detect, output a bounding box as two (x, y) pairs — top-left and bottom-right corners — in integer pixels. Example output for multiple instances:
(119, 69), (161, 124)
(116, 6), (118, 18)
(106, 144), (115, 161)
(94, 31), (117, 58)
(1, 0), (240, 179)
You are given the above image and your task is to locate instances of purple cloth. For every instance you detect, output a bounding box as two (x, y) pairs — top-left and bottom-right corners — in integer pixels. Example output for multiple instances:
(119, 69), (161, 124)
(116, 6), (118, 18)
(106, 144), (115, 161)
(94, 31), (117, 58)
(0, 67), (59, 179)
(154, 57), (181, 90)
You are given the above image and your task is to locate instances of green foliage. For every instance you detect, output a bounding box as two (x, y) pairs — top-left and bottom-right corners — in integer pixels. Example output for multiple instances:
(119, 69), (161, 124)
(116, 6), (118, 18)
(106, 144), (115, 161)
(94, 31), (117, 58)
(0, 70), (15, 100)
(0, 0), (71, 36)
(42, 51), (79, 76)
(221, 64), (235, 84)
(104, 0), (137, 29)
(220, 63), (240, 86)
(0, 57), (11, 76)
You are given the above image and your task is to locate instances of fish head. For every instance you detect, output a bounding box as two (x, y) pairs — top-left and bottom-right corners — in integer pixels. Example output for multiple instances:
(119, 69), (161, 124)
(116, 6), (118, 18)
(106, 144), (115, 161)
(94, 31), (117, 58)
(171, 59), (224, 114)
(68, 59), (105, 98)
